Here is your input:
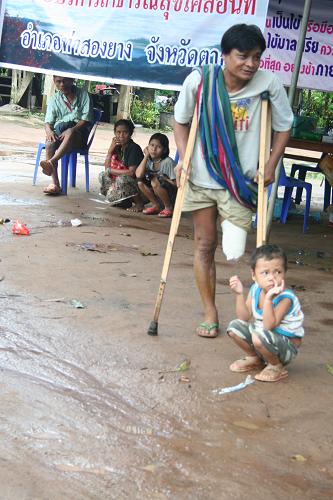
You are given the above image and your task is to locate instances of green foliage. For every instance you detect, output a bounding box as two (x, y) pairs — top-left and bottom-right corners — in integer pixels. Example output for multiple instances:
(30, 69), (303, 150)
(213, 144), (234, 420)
(27, 110), (45, 121)
(299, 90), (333, 130)
(159, 101), (174, 113)
(75, 79), (86, 88)
(131, 97), (160, 128)
(73, 79), (99, 91)
(155, 89), (175, 98)
(155, 89), (177, 113)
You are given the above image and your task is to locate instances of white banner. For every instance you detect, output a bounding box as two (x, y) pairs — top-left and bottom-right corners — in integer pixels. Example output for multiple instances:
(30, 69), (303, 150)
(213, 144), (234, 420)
(1, 0), (331, 91)
(0, 0), (268, 89)
(264, 0), (333, 92)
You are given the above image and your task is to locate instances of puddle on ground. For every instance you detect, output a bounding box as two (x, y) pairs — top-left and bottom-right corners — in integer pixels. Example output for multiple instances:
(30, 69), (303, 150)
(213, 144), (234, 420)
(66, 241), (139, 253)
(287, 248), (333, 273)
(0, 283), (330, 498)
(0, 193), (45, 206)
(0, 298), (232, 498)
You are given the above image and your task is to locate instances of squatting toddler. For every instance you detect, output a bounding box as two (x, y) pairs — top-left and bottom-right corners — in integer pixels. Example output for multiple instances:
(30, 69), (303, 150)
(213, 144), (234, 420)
(227, 244), (304, 382)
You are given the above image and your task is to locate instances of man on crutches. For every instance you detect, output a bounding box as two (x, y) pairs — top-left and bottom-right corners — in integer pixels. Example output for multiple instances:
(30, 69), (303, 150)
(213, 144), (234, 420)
(173, 24), (293, 338)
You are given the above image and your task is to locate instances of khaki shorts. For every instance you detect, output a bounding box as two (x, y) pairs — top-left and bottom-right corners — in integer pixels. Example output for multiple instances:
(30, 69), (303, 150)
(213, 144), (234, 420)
(227, 319), (299, 366)
(182, 181), (252, 232)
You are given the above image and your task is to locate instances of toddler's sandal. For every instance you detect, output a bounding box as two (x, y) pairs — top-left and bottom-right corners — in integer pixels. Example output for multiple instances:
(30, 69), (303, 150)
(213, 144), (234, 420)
(229, 356), (263, 373)
(254, 363), (288, 382)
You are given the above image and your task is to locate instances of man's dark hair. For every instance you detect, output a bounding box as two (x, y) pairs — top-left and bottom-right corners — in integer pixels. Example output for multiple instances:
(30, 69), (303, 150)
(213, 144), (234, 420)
(250, 244), (288, 271)
(114, 119), (135, 136)
(221, 24), (266, 55)
(149, 132), (170, 159)
(53, 75), (74, 83)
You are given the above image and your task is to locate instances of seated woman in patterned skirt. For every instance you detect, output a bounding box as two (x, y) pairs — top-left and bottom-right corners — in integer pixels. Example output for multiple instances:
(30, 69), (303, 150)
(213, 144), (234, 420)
(99, 119), (144, 211)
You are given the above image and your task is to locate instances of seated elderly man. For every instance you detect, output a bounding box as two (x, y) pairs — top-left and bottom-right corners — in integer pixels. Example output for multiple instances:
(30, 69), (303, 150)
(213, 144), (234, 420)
(40, 75), (93, 195)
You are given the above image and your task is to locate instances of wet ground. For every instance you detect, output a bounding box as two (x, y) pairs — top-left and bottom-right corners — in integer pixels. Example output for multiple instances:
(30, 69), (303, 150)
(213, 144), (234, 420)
(0, 115), (333, 499)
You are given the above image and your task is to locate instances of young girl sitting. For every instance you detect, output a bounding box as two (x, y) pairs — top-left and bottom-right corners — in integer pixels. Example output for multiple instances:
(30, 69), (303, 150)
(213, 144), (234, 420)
(135, 133), (177, 218)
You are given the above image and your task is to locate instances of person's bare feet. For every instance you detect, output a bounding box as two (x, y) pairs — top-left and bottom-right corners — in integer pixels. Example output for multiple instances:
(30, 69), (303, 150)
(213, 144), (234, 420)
(40, 159), (57, 176)
(196, 322), (219, 338)
(142, 205), (160, 215)
(43, 184), (61, 195)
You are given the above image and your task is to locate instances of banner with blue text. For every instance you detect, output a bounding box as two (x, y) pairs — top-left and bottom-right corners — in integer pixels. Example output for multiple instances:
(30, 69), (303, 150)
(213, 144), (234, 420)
(0, 1), (332, 91)
(265, 0), (333, 92)
(0, 0), (268, 89)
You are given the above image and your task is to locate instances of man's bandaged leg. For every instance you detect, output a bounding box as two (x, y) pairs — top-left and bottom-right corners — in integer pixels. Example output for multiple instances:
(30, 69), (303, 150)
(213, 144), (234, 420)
(221, 220), (247, 260)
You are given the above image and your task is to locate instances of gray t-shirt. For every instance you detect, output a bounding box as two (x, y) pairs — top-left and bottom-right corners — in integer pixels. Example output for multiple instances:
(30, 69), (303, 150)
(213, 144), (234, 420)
(174, 69), (294, 189)
(146, 156), (177, 180)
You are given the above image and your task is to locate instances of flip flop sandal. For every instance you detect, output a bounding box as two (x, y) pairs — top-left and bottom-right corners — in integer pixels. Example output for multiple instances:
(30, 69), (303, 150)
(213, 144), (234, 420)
(254, 364), (288, 382)
(158, 209), (173, 218)
(229, 356), (264, 373)
(143, 206), (160, 215)
(196, 322), (219, 338)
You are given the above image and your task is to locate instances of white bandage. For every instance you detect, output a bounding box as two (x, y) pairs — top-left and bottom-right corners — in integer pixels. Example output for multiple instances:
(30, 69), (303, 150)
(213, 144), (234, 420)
(221, 220), (247, 261)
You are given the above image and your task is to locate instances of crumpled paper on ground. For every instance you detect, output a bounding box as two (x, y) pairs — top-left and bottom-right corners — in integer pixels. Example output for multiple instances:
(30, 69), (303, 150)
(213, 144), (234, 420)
(212, 375), (255, 395)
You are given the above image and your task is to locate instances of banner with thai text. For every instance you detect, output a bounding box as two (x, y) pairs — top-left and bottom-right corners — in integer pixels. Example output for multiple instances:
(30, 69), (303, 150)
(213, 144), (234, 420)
(0, 0), (268, 89)
(265, 0), (333, 92)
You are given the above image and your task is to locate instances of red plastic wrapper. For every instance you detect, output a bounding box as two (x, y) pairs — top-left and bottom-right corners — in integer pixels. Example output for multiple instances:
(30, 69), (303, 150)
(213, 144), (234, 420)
(12, 220), (30, 236)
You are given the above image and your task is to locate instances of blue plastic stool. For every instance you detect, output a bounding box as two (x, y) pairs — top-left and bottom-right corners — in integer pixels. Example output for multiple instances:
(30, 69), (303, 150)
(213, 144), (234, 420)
(33, 108), (103, 195)
(33, 145), (82, 195)
(33, 142), (47, 186)
(279, 163), (312, 233)
(253, 166), (312, 233)
(290, 162), (332, 211)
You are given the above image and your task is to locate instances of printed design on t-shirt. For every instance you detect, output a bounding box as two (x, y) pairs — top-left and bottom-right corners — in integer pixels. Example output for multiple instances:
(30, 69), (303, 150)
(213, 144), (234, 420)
(231, 98), (251, 132)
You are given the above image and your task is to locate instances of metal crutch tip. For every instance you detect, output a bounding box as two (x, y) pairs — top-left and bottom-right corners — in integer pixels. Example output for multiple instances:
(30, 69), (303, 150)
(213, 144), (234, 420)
(147, 321), (158, 336)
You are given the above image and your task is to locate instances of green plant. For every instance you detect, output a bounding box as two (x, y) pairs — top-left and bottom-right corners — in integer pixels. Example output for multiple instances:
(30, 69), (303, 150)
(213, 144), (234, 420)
(299, 90), (333, 130)
(155, 89), (175, 98)
(130, 97), (159, 128)
(155, 89), (177, 113)
(159, 101), (174, 113)
(27, 110), (45, 120)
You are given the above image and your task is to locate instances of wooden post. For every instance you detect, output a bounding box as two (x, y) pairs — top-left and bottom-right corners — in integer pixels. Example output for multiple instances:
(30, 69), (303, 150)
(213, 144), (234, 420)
(116, 85), (132, 120)
(42, 74), (55, 113)
(10, 70), (33, 104)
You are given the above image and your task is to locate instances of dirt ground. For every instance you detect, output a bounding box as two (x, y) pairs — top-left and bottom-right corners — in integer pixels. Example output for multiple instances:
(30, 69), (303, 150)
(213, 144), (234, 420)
(0, 112), (333, 500)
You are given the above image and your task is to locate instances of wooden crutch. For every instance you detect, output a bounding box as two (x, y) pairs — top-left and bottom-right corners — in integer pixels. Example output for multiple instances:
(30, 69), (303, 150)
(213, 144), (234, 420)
(256, 92), (272, 247)
(147, 107), (198, 336)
